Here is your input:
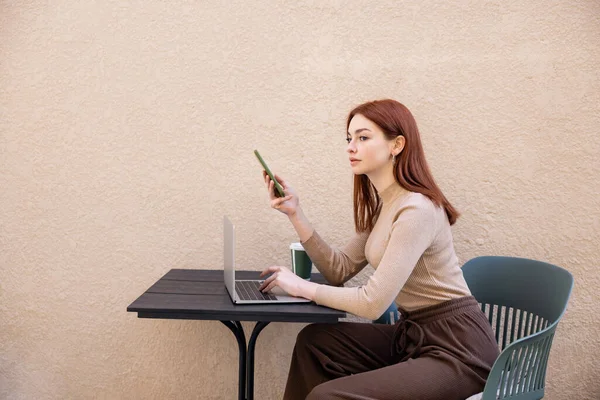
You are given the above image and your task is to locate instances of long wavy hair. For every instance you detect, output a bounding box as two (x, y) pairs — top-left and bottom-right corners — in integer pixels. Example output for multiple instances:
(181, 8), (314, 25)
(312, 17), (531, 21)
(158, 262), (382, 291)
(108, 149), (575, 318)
(348, 99), (459, 232)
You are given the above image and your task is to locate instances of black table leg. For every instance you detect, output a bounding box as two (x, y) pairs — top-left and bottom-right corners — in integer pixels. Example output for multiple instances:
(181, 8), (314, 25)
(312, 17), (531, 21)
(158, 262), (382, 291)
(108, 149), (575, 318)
(221, 321), (247, 400)
(247, 321), (269, 400)
(221, 321), (271, 400)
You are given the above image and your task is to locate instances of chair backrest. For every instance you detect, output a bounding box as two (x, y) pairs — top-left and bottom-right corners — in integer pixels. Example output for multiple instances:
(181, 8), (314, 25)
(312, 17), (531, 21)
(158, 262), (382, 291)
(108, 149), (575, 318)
(462, 256), (573, 350)
(462, 256), (573, 400)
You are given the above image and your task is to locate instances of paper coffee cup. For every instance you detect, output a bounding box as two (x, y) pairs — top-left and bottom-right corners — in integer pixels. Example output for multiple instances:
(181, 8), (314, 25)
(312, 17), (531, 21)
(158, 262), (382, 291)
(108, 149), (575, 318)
(290, 242), (312, 280)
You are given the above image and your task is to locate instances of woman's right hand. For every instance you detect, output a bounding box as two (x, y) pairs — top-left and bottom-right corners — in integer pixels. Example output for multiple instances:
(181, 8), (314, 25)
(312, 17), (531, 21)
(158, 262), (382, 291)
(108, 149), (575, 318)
(263, 171), (300, 217)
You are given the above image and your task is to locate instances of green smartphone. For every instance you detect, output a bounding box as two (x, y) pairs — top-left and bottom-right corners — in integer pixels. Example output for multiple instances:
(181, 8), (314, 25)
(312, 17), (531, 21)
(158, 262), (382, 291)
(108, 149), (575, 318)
(254, 149), (286, 198)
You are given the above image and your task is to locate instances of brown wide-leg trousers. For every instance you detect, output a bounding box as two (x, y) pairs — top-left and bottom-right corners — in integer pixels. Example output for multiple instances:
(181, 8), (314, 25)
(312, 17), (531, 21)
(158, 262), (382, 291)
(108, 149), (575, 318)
(283, 296), (499, 400)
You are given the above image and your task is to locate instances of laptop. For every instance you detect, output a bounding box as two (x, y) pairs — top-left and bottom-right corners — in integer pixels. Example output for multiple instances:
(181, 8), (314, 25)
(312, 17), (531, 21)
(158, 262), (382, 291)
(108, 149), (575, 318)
(223, 216), (311, 304)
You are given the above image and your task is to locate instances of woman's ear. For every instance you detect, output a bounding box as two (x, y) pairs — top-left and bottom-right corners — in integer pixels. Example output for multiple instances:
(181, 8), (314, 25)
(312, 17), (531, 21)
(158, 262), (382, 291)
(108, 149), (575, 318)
(394, 136), (406, 156)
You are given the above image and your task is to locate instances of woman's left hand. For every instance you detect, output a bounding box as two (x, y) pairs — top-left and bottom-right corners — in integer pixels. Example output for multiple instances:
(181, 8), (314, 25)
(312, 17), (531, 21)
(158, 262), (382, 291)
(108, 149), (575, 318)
(259, 266), (316, 300)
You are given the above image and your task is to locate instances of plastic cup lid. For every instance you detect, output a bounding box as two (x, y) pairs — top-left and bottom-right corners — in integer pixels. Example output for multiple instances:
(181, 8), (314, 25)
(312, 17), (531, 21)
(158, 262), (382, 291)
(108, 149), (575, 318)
(289, 242), (305, 251)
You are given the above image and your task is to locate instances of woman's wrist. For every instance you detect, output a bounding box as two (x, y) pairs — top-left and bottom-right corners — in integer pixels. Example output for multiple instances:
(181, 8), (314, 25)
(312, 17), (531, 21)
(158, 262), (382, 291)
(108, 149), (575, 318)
(300, 280), (319, 301)
(288, 207), (314, 243)
(288, 206), (302, 222)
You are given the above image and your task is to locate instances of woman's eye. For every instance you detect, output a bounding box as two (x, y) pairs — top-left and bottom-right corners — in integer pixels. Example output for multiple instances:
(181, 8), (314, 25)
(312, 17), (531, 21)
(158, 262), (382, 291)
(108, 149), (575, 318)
(346, 136), (367, 143)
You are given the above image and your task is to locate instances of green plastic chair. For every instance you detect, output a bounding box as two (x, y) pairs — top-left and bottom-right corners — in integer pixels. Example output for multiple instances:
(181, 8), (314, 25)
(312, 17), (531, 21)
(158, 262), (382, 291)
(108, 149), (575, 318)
(462, 256), (574, 400)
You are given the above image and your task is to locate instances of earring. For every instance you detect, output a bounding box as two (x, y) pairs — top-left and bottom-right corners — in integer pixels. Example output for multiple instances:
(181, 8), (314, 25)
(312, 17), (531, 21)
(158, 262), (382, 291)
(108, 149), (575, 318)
(392, 153), (396, 162)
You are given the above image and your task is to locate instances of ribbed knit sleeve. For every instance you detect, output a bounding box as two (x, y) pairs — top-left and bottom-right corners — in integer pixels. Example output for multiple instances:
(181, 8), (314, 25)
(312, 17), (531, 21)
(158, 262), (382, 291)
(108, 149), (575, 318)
(313, 198), (438, 320)
(301, 229), (370, 286)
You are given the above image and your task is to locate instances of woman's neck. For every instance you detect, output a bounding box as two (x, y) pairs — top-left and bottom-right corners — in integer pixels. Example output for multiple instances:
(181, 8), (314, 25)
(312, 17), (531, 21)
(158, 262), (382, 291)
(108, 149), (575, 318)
(367, 161), (397, 194)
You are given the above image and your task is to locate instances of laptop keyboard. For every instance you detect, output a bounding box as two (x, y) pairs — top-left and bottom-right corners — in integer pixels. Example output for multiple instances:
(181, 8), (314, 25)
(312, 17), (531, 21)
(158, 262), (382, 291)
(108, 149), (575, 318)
(235, 280), (278, 301)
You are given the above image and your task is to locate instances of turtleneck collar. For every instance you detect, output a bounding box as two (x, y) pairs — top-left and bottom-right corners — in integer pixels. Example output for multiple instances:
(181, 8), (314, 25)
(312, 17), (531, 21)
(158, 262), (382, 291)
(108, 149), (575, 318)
(378, 180), (408, 205)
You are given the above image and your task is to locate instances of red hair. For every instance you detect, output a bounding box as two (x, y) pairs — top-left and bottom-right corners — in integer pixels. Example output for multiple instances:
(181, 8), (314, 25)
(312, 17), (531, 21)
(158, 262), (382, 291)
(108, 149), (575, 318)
(347, 99), (460, 232)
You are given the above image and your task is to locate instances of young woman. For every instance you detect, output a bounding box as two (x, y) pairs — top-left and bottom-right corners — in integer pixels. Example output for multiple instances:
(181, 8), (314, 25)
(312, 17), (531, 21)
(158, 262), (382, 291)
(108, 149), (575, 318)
(258, 99), (499, 400)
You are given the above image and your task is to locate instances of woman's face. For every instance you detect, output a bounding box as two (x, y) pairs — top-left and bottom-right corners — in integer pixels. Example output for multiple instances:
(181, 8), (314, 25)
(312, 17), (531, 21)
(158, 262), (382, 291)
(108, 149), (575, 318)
(346, 114), (396, 175)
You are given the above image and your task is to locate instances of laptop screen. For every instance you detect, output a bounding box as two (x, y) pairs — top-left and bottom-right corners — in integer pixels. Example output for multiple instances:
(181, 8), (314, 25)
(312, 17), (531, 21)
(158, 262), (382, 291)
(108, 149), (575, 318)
(223, 216), (236, 297)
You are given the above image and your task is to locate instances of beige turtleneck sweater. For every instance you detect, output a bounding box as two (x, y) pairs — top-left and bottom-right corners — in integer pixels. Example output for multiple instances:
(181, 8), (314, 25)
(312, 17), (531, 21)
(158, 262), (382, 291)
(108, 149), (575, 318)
(301, 181), (471, 320)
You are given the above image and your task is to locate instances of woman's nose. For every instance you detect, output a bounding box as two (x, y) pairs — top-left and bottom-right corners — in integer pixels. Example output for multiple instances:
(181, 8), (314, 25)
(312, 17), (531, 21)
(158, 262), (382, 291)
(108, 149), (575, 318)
(347, 141), (356, 153)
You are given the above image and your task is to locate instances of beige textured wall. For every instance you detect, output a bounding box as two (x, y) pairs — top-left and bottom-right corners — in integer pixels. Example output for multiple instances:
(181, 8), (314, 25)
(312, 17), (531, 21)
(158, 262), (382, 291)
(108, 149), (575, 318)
(1, 1), (599, 399)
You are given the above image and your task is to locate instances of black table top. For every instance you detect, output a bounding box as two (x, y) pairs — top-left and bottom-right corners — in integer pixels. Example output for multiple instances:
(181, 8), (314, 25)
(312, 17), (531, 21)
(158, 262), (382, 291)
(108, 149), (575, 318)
(127, 269), (346, 323)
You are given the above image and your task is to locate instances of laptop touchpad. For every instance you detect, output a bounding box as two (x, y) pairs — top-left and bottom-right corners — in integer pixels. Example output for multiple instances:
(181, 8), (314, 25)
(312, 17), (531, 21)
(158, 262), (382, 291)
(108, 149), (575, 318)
(268, 286), (289, 297)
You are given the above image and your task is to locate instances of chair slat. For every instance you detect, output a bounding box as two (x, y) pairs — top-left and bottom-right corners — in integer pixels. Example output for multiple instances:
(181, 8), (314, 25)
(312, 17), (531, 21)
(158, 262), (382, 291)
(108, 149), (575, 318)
(511, 308), (521, 343)
(495, 305), (503, 345)
(520, 310), (527, 339)
(525, 312), (534, 336)
(501, 306), (510, 350)
(537, 334), (554, 390)
(532, 336), (549, 390)
(507, 308), (514, 345)
(498, 352), (512, 398)
(531, 315), (539, 335)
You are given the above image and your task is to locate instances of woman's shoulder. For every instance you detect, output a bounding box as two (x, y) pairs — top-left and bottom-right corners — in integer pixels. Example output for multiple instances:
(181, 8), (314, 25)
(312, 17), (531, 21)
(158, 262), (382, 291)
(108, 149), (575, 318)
(397, 191), (438, 212)
(389, 191), (445, 224)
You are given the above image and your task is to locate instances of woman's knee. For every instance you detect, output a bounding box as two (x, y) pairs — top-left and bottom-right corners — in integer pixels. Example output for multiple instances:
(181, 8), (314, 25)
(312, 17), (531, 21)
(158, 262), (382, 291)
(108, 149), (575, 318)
(306, 381), (337, 400)
(295, 323), (331, 349)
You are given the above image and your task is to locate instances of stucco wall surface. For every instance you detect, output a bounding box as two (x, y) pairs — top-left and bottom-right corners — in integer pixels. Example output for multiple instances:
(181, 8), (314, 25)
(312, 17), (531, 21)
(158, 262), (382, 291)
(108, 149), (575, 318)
(1, 1), (599, 399)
